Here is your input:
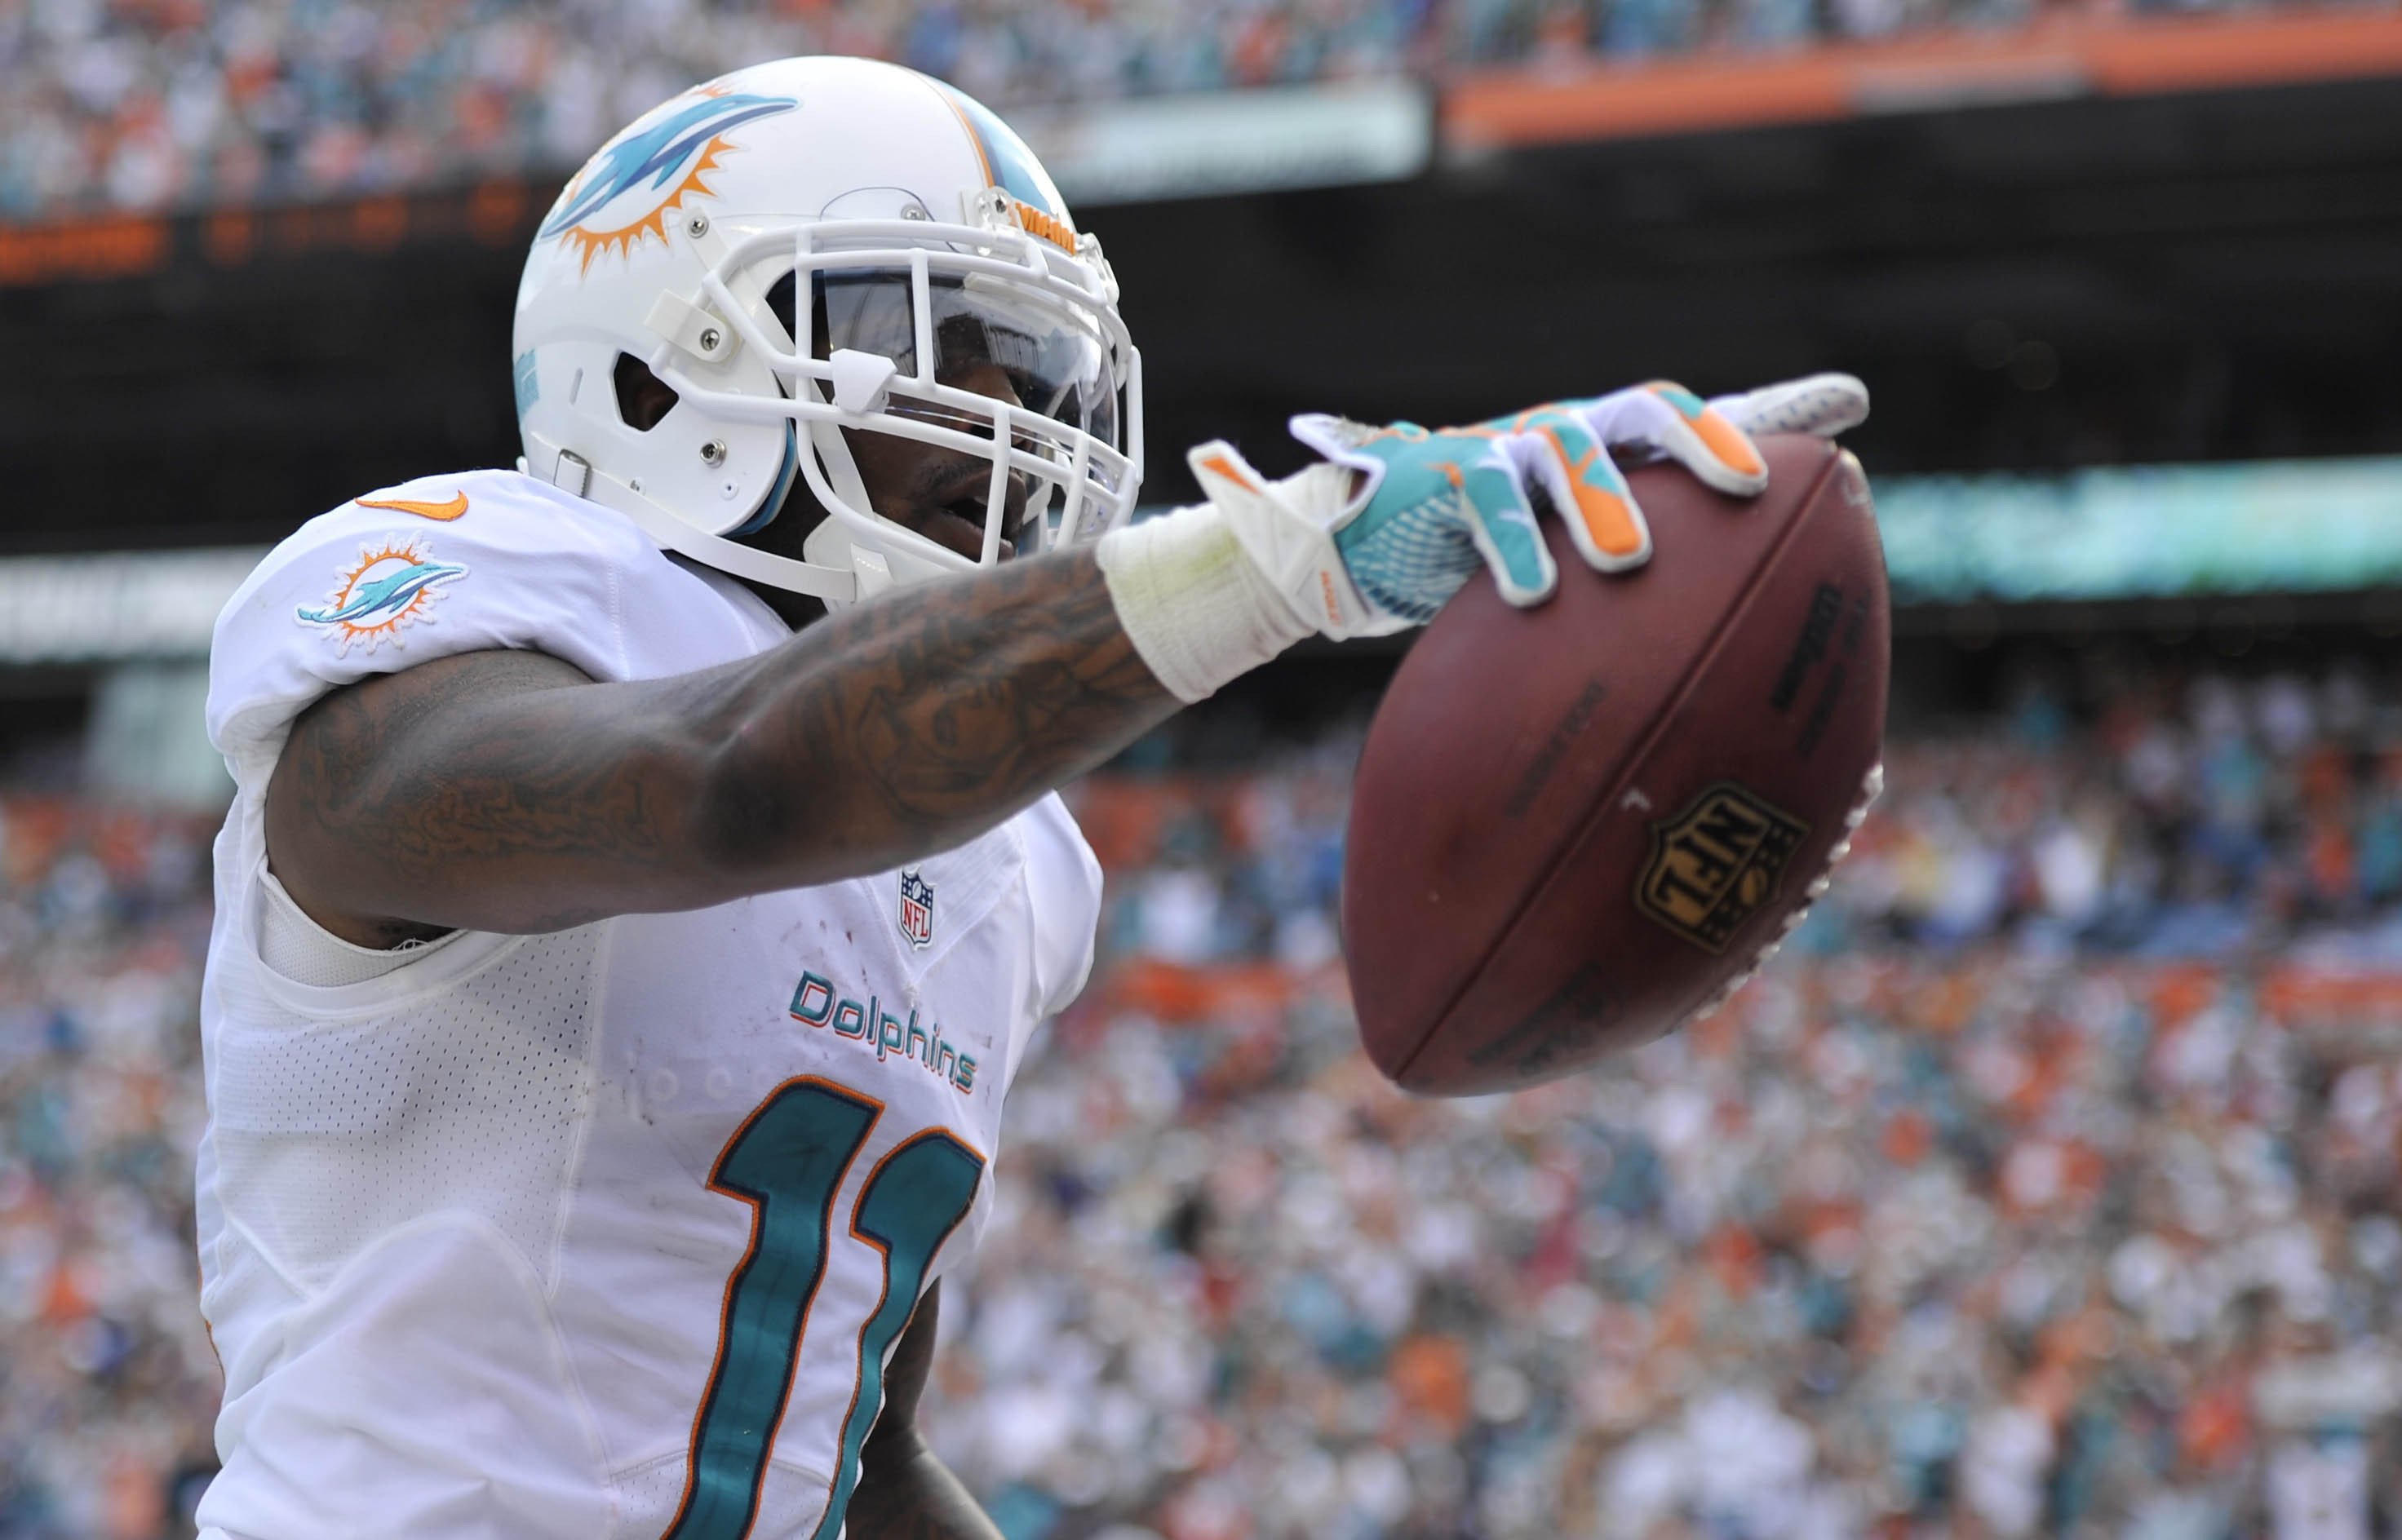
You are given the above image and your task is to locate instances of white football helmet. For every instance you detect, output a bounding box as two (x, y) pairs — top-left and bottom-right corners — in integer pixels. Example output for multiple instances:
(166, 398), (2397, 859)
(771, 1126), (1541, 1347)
(512, 56), (1142, 606)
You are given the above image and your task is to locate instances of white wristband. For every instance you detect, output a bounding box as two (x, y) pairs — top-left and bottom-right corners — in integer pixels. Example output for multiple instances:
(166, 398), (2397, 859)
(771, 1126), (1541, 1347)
(1096, 499), (1312, 704)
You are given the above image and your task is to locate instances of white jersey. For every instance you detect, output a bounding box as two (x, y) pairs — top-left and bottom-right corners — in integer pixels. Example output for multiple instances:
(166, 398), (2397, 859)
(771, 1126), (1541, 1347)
(192, 470), (1101, 1540)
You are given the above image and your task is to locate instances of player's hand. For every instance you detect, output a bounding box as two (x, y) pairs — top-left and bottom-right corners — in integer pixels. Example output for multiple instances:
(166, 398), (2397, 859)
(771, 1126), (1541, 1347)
(1188, 375), (1868, 639)
(1298, 382), (1770, 619)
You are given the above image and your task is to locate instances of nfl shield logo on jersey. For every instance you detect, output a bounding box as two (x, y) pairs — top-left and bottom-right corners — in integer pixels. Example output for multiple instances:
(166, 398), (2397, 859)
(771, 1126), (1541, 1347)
(897, 868), (936, 949)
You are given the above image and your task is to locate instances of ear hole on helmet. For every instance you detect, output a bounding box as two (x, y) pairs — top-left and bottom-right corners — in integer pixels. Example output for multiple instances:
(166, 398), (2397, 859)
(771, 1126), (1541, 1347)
(613, 353), (679, 431)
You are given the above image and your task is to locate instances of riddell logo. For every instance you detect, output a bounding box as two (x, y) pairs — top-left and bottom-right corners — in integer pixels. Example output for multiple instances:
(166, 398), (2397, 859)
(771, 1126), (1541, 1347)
(1006, 197), (1078, 253)
(1635, 783), (1809, 954)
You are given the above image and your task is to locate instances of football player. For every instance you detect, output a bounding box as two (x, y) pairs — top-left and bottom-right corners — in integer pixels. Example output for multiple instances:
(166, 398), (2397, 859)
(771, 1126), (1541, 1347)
(193, 55), (1866, 1539)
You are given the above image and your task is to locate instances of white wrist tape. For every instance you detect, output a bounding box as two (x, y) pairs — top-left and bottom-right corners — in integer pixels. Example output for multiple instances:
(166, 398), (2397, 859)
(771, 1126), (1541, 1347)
(1188, 446), (1405, 642)
(1096, 498), (1312, 703)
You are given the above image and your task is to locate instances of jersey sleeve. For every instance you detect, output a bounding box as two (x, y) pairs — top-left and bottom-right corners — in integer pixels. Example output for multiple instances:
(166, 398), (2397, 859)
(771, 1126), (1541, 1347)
(205, 471), (668, 776)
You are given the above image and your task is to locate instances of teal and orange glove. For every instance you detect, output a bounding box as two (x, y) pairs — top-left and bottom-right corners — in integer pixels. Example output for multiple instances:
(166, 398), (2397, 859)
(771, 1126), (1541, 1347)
(1190, 374), (1868, 638)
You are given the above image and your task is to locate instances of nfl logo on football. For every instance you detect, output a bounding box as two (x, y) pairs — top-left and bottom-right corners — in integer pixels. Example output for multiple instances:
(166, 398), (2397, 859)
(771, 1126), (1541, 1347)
(897, 868), (936, 950)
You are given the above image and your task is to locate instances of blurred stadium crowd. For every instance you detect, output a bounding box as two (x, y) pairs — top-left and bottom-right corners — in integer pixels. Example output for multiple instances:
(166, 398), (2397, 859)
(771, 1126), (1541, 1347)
(0, 799), (218, 1539)
(7, 655), (2402, 1536)
(0, 0), (2342, 219)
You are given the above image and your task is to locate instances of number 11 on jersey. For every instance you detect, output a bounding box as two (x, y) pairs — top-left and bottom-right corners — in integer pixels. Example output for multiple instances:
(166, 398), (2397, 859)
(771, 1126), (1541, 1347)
(663, 1076), (985, 1540)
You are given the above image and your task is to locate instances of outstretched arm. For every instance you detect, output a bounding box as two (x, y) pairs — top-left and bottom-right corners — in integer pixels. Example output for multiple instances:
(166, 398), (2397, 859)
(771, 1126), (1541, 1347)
(266, 546), (1175, 945)
(847, 1284), (1002, 1540)
(267, 377), (1862, 946)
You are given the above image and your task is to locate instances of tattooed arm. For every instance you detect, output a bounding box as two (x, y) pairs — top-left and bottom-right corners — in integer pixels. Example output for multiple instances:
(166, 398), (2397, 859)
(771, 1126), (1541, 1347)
(847, 1284), (1003, 1540)
(264, 546), (1176, 945)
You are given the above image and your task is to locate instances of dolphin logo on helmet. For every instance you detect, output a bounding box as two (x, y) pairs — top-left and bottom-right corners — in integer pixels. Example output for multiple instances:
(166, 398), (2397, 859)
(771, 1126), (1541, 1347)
(542, 91), (799, 274)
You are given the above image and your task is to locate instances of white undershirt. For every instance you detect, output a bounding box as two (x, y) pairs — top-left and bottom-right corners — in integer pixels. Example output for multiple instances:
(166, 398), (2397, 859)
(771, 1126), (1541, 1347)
(257, 869), (464, 987)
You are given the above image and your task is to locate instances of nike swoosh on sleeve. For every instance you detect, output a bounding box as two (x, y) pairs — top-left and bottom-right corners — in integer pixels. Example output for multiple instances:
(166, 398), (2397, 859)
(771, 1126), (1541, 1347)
(356, 491), (469, 521)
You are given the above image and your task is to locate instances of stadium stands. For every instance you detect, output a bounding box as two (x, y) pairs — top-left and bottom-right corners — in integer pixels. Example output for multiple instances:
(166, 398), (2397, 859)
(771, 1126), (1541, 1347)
(6, 655), (2401, 1533)
(0, 799), (218, 1538)
(0, 0), (2365, 218)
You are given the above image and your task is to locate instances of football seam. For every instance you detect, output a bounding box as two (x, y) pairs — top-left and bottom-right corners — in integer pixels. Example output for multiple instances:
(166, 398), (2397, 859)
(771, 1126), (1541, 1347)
(1390, 443), (1850, 1086)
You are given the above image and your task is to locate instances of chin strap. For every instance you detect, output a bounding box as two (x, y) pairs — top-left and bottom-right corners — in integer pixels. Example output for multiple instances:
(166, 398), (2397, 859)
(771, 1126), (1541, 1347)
(521, 427), (860, 603)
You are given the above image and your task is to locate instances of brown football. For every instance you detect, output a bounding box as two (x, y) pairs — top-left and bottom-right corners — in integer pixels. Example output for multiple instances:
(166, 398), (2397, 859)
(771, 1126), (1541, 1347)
(1342, 433), (1889, 1095)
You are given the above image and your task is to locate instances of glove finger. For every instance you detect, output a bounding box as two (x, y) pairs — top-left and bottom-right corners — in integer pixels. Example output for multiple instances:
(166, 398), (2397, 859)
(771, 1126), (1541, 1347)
(1450, 446), (1558, 606)
(1705, 373), (1870, 440)
(1651, 383), (1770, 491)
(1586, 383), (1768, 498)
(1500, 410), (1651, 573)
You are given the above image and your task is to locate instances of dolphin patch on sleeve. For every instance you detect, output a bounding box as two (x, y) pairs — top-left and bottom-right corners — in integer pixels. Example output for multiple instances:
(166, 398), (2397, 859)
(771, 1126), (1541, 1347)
(297, 537), (470, 655)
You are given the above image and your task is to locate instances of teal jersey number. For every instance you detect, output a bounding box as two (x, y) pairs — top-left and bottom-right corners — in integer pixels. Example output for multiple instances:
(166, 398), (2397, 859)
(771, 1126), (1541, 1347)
(815, 1132), (986, 1535)
(663, 1078), (985, 1540)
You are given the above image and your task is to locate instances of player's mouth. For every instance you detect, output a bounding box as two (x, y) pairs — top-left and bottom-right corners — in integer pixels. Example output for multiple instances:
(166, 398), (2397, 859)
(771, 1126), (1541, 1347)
(917, 469), (1024, 562)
